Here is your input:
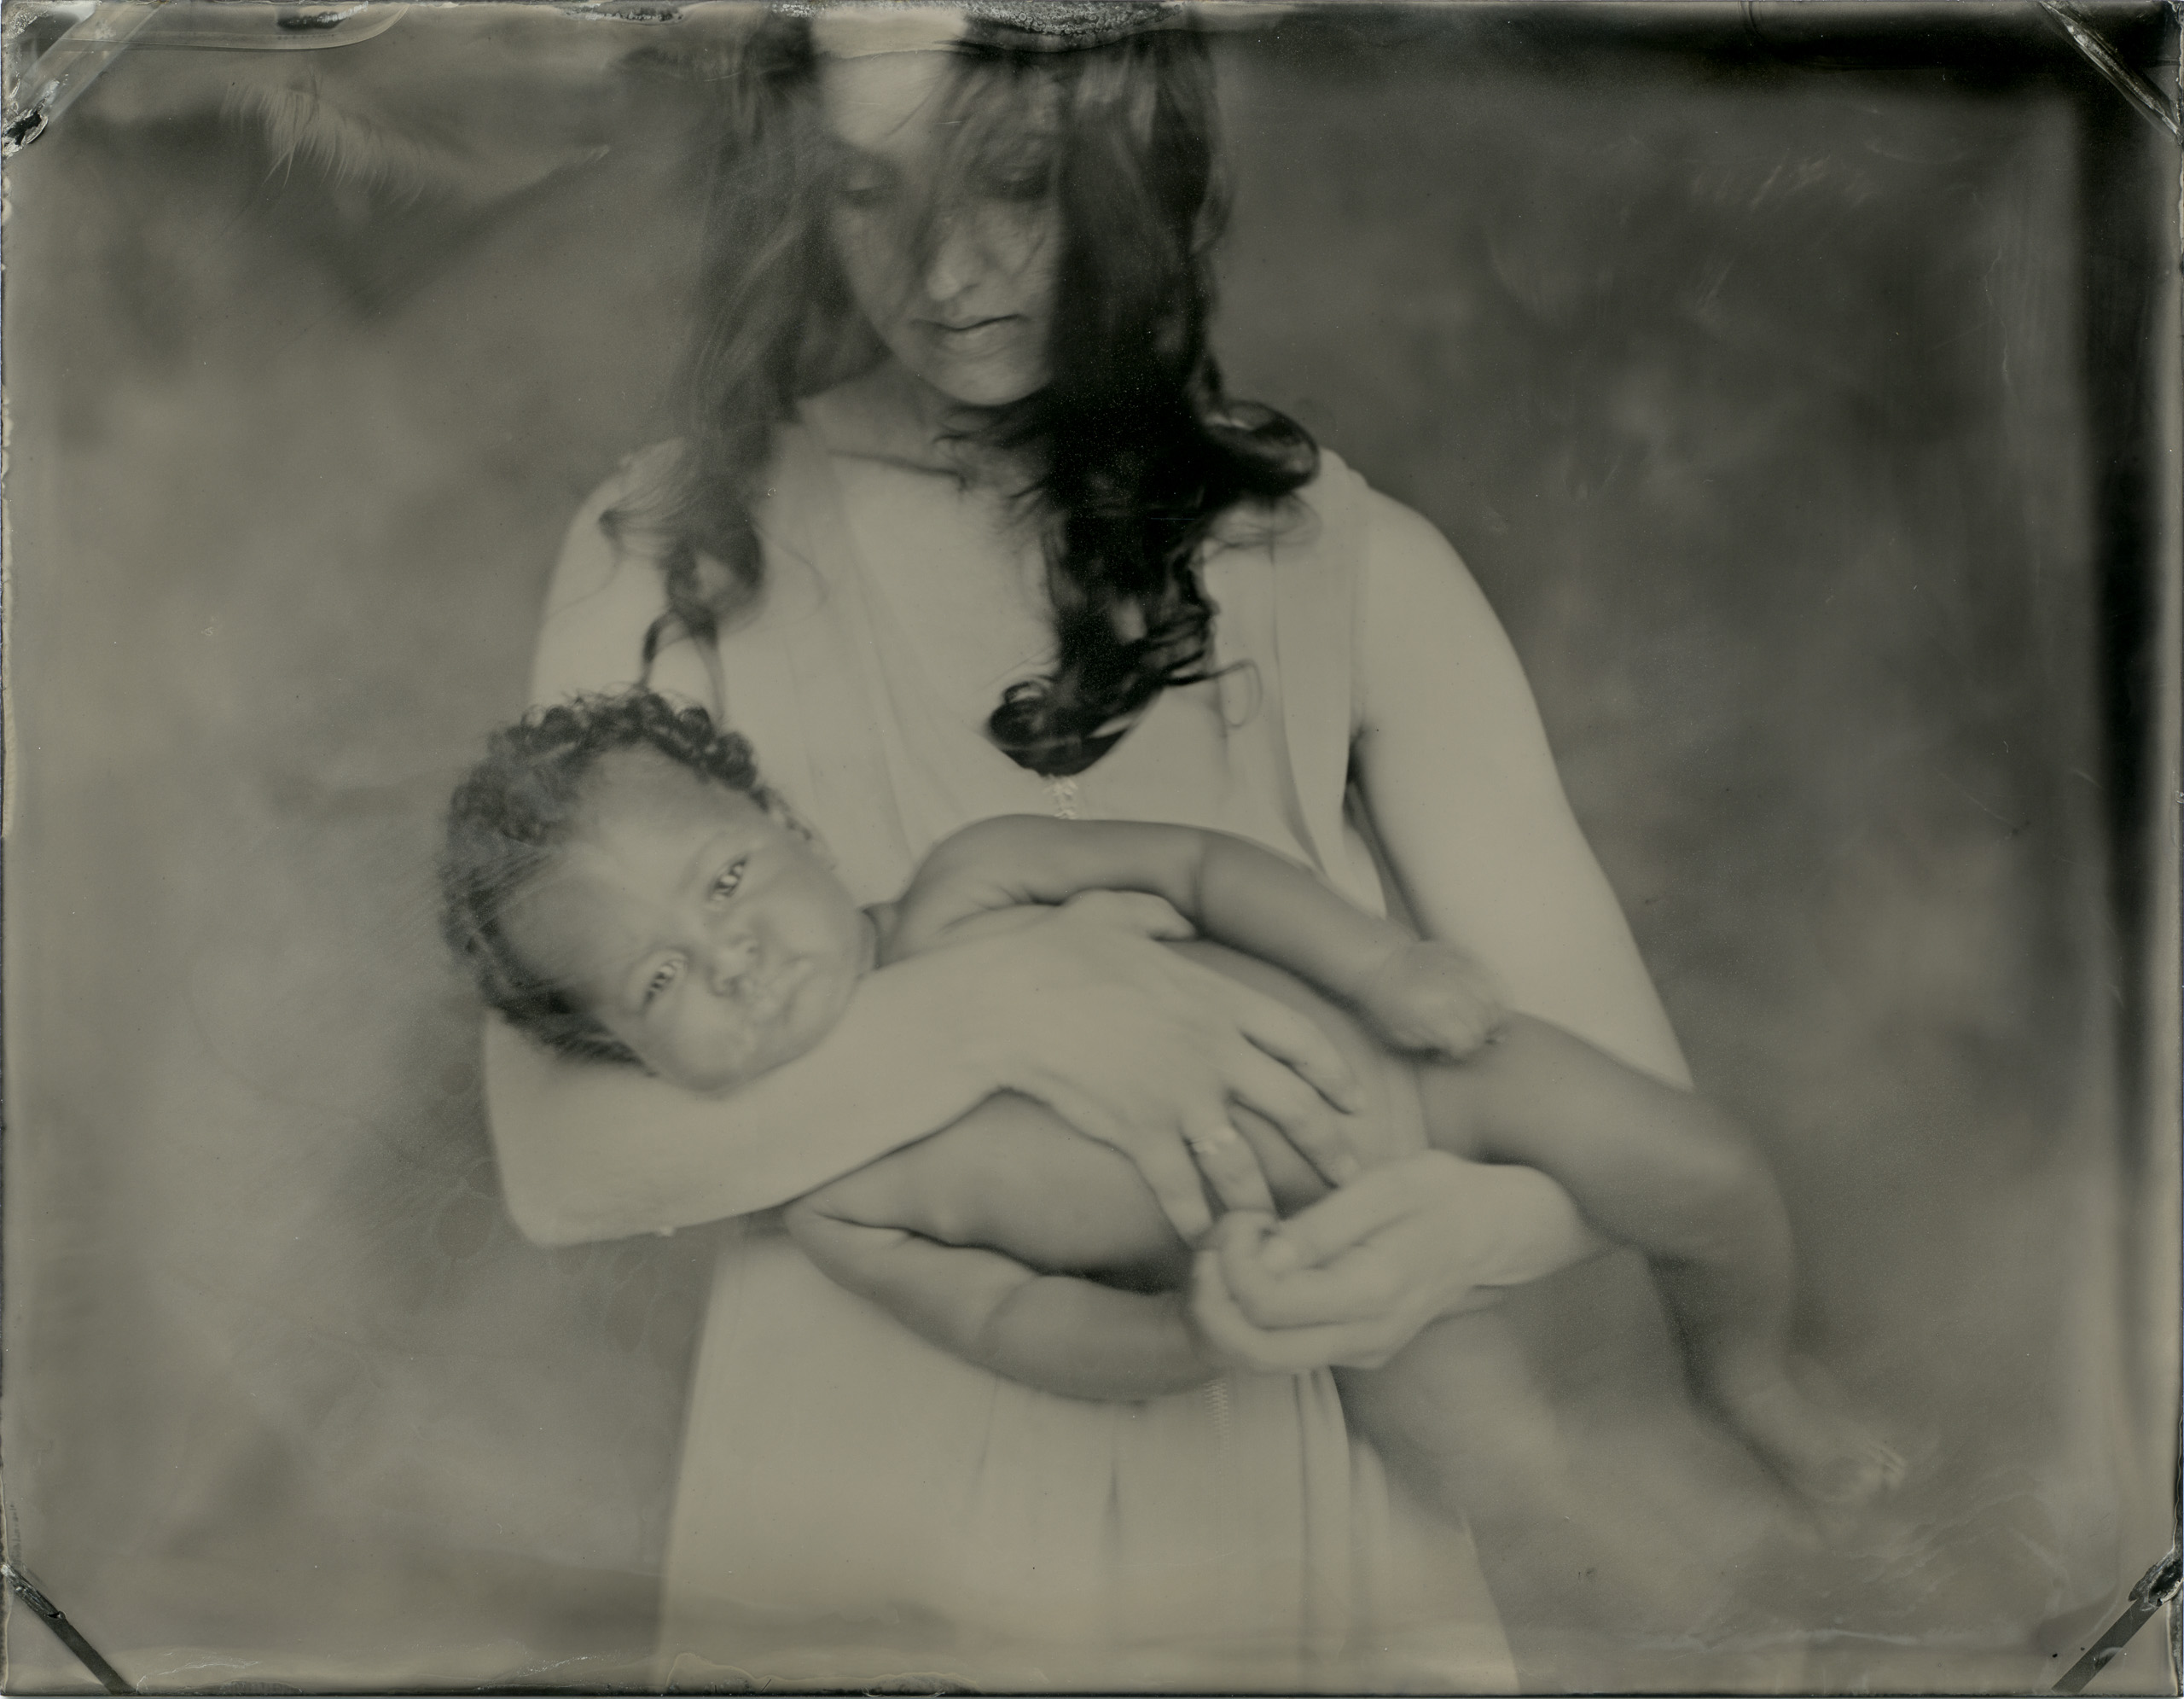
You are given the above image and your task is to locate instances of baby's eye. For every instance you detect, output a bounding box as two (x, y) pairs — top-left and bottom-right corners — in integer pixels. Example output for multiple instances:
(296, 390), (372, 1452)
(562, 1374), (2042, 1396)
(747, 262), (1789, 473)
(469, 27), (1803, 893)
(642, 957), (682, 1008)
(710, 858), (748, 900)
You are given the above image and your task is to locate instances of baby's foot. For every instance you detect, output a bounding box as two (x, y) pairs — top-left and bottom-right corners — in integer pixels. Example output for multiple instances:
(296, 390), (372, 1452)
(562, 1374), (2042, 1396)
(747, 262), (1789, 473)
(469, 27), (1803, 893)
(1707, 1358), (1908, 1509)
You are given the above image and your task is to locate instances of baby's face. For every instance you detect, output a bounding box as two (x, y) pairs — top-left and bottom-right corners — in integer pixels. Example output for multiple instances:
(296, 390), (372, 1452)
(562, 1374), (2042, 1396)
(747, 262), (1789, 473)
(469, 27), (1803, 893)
(505, 748), (874, 1092)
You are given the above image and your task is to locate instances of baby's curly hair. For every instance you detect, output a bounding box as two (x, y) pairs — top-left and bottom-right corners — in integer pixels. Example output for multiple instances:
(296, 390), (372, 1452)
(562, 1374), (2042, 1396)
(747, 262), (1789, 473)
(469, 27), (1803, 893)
(439, 689), (781, 1066)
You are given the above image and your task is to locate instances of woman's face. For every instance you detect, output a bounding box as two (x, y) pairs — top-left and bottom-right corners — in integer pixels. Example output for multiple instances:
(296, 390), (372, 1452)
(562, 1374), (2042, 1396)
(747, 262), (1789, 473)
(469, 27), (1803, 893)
(819, 49), (1061, 411)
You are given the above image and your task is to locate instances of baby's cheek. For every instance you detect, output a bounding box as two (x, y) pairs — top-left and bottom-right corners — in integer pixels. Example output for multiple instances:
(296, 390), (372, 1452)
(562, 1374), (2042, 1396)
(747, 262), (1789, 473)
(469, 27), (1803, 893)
(658, 1008), (771, 1094)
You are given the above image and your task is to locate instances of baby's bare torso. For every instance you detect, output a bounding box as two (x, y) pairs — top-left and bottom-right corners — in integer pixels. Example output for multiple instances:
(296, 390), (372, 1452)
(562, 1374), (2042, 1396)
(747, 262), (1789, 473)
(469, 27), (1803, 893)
(801, 938), (1429, 1288)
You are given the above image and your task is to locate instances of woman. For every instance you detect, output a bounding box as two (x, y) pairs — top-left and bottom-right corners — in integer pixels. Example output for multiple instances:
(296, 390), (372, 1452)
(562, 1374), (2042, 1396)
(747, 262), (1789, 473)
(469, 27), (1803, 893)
(485, 6), (1690, 1687)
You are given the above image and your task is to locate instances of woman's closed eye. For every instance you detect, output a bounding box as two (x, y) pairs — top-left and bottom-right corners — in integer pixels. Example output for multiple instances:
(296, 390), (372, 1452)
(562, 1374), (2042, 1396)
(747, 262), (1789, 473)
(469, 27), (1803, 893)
(976, 162), (1052, 205)
(834, 165), (897, 211)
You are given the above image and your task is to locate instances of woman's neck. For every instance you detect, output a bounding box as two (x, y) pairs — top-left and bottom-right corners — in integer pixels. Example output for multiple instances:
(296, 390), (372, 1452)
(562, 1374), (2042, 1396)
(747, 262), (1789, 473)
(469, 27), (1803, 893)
(813, 361), (1035, 491)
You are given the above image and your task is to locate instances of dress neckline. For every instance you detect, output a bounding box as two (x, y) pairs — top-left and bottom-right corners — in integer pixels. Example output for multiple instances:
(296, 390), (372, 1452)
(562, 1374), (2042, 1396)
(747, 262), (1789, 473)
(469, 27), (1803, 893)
(790, 399), (1172, 800)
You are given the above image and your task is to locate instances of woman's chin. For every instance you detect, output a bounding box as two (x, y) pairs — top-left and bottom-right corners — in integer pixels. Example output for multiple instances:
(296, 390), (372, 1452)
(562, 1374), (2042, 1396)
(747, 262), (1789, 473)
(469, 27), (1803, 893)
(899, 357), (1048, 416)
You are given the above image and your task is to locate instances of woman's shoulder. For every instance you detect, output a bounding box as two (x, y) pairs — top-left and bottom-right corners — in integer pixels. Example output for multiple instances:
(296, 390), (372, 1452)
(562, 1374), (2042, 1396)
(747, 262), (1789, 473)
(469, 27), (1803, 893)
(1290, 448), (1463, 567)
(1218, 442), (1457, 579)
(572, 439), (685, 535)
(1281, 444), (1482, 592)
(531, 442), (688, 707)
(540, 442), (683, 618)
(1356, 482), (1475, 583)
(549, 428), (794, 601)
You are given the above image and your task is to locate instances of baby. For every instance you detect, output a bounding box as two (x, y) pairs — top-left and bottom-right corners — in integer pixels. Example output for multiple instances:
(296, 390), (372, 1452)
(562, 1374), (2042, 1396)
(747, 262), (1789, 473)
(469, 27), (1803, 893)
(443, 689), (1902, 1509)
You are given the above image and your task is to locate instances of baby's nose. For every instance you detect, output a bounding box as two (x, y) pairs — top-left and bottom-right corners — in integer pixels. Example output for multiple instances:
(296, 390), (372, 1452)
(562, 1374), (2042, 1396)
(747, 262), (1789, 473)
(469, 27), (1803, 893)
(705, 933), (761, 994)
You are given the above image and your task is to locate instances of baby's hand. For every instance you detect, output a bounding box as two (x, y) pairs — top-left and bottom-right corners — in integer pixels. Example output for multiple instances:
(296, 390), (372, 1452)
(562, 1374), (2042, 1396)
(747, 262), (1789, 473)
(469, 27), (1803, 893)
(1356, 940), (1504, 1060)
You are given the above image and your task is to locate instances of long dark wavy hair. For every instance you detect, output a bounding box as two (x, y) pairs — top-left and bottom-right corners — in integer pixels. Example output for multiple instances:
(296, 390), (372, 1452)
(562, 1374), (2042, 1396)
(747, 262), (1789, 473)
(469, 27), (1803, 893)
(624, 4), (1318, 777)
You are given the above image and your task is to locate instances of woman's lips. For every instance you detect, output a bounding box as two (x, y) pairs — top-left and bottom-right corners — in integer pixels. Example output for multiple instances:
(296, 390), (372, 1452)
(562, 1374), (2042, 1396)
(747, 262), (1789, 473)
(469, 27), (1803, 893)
(926, 316), (1019, 354)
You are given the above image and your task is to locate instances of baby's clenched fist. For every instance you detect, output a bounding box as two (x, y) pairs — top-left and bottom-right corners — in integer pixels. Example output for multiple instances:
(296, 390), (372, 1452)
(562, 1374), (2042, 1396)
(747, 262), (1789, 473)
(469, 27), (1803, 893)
(1356, 940), (1505, 1060)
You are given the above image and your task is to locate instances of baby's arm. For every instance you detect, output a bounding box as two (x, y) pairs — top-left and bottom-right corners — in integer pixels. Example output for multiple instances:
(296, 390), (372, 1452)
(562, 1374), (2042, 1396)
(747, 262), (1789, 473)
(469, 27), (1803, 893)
(893, 817), (1501, 1056)
(785, 1143), (1212, 1400)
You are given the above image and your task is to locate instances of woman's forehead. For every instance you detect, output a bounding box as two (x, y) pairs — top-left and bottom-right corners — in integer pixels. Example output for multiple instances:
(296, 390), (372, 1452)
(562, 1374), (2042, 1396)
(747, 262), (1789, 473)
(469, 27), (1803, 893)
(816, 43), (1060, 160)
(811, 4), (967, 62)
(816, 50), (960, 154)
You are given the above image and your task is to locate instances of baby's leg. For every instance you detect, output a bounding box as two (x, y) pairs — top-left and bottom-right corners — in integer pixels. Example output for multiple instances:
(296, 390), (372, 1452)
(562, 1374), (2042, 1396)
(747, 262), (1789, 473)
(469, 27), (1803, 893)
(1336, 1316), (1499, 1529)
(1414, 1017), (1902, 1505)
(802, 1081), (1340, 1294)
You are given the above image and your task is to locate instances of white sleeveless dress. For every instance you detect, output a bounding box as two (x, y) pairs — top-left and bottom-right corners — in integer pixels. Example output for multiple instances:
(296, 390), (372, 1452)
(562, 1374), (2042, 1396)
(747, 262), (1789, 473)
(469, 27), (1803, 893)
(648, 414), (1516, 1692)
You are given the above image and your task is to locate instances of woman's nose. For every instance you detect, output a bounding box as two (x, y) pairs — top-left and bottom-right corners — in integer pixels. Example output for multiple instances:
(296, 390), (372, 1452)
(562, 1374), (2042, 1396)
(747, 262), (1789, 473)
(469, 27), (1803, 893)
(921, 215), (983, 305)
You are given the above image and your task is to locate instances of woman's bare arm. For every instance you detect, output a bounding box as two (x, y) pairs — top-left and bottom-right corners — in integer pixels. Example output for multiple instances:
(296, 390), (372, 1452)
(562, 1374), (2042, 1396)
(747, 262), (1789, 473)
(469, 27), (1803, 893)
(1352, 492), (1690, 1087)
(488, 958), (1010, 1246)
(1184, 492), (1684, 1372)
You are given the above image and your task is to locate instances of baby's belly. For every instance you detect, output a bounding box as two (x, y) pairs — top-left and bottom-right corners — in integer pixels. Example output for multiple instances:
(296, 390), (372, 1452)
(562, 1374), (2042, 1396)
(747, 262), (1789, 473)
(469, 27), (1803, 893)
(1164, 940), (1427, 1210)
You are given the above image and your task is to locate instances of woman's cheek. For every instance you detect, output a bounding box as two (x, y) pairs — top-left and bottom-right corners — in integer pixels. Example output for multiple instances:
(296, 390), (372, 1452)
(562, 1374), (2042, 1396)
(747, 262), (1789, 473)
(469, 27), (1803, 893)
(831, 212), (904, 324)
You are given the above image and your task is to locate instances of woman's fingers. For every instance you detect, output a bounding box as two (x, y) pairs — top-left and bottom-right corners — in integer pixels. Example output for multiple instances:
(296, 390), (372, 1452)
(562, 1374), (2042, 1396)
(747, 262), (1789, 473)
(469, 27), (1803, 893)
(1043, 1083), (1216, 1244)
(1222, 1048), (1363, 1188)
(1259, 1156), (1452, 1273)
(1187, 1156), (1502, 1370)
(1191, 1244), (1330, 1372)
(983, 922), (1374, 1236)
(1221, 1231), (1407, 1330)
(1215, 984), (1360, 1114)
(1189, 1241), (1404, 1373)
(1183, 1117), (1278, 1218)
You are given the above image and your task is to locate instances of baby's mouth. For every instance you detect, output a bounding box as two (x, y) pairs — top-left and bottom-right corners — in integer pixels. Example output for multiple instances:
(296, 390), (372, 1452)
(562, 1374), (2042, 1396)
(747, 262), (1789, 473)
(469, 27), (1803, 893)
(746, 960), (810, 1021)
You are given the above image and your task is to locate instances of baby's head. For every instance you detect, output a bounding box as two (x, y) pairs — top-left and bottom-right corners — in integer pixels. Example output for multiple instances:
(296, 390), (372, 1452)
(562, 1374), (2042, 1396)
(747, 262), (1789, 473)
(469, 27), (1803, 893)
(441, 690), (874, 1092)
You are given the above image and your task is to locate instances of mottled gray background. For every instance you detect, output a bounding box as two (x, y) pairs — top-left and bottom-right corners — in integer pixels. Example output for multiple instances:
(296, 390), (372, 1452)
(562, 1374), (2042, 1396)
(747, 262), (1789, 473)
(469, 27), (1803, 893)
(4, 3), (2176, 1692)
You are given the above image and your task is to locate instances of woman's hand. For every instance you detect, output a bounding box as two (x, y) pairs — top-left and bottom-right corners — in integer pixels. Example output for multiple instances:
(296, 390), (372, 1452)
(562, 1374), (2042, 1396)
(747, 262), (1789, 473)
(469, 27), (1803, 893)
(959, 909), (1366, 1243)
(1187, 1153), (1589, 1372)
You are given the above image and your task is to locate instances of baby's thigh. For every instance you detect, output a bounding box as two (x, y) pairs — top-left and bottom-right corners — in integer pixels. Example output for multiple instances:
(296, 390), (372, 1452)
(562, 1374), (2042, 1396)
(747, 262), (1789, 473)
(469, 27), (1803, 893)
(810, 1092), (1191, 1288)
